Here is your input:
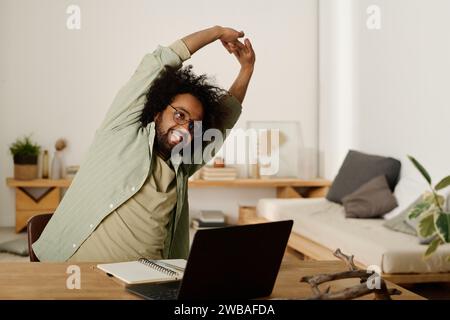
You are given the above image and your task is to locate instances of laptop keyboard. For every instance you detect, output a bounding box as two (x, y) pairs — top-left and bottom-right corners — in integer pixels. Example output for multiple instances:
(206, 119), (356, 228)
(144, 287), (179, 300)
(127, 281), (181, 300)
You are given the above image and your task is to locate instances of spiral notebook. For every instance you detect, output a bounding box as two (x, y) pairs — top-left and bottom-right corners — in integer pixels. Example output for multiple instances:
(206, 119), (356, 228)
(97, 258), (187, 285)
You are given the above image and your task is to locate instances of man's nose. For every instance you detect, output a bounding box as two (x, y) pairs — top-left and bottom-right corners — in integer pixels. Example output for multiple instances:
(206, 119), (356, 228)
(174, 122), (191, 133)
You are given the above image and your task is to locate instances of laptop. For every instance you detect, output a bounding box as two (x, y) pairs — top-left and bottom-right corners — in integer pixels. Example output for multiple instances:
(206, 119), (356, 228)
(126, 220), (293, 300)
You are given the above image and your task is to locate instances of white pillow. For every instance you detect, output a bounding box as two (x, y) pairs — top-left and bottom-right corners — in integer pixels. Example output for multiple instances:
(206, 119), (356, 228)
(383, 176), (427, 220)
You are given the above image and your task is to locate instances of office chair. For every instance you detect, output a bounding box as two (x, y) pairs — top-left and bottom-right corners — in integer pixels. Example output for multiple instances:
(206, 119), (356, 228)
(27, 213), (53, 262)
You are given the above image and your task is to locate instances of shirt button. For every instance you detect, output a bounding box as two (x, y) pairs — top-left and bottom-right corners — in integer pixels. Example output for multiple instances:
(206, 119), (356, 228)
(131, 186), (136, 192)
(89, 224), (94, 229)
(109, 203), (114, 209)
(72, 244), (77, 248)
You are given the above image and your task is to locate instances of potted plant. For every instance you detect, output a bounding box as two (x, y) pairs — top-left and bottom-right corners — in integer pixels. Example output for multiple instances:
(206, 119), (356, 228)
(9, 135), (41, 180)
(408, 155), (450, 260)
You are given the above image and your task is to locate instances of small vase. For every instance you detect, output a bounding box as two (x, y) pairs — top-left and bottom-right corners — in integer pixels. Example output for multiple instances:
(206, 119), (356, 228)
(51, 151), (62, 180)
(42, 150), (49, 179)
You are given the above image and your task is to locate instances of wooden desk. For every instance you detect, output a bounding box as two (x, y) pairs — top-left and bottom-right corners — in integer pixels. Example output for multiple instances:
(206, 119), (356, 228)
(6, 178), (331, 233)
(0, 252), (423, 300)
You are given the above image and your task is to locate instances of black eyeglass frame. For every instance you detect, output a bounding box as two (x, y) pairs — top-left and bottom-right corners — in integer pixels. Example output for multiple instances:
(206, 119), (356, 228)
(168, 104), (202, 133)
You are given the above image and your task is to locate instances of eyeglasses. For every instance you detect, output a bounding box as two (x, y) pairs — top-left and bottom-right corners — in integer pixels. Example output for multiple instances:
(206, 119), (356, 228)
(169, 104), (202, 133)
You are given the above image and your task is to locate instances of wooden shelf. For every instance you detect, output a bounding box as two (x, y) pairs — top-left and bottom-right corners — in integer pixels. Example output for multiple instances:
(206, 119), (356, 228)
(7, 177), (331, 189)
(5, 178), (71, 232)
(6, 178), (72, 188)
(188, 178), (331, 188)
(6, 177), (331, 232)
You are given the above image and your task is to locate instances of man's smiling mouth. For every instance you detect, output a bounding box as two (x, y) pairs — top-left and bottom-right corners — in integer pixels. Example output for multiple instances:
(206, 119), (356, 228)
(168, 129), (185, 145)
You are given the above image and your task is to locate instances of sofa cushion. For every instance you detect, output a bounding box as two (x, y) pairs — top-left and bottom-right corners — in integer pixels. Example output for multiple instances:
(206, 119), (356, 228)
(326, 150), (401, 204)
(383, 176), (427, 220)
(383, 203), (417, 236)
(404, 193), (445, 245)
(342, 175), (398, 218)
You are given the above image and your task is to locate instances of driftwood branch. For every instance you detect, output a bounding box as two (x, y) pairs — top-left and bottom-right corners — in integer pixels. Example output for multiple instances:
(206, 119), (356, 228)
(333, 248), (358, 271)
(305, 283), (402, 300)
(301, 270), (371, 285)
(299, 248), (402, 300)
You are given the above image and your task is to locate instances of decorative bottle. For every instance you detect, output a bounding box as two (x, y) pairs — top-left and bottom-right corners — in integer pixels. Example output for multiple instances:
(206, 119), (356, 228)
(51, 151), (62, 179)
(42, 150), (49, 179)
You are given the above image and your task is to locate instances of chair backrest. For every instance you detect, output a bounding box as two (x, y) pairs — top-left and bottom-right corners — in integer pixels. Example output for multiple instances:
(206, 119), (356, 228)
(27, 213), (53, 262)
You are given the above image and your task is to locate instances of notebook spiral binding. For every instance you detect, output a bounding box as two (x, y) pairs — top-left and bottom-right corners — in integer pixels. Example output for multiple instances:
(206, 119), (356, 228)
(138, 258), (178, 277)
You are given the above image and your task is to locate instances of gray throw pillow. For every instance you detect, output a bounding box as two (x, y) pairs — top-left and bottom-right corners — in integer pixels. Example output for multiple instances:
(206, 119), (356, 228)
(327, 150), (401, 204)
(342, 175), (398, 218)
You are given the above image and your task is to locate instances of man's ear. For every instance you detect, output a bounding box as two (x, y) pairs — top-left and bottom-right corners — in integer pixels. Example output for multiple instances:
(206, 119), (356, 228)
(154, 112), (161, 122)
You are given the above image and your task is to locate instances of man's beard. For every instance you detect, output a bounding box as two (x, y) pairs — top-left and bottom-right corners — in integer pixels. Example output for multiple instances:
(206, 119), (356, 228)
(154, 118), (174, 160)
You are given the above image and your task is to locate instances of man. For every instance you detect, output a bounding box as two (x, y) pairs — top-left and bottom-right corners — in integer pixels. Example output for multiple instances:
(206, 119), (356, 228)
(32, 26), (255, 262)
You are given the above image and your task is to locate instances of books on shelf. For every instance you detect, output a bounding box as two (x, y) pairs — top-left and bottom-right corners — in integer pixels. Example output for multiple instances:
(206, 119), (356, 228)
(65, 165), (79, 179)
(199, 210), (225, 223)
(201, 166), (237, 181)
(191, 210), (227, 230)
(191, 219), (228, 230)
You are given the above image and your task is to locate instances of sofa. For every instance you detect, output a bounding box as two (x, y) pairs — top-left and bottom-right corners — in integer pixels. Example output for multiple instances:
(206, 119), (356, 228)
(248, 151), (450, 284)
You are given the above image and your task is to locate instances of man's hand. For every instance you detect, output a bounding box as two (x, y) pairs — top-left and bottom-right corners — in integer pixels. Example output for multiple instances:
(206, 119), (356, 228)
(219, 27), (246, 52)
(180, 26), (254, 104)
(223, 38), (256, 72)
(226, 37), (255, 104)
(181, 26), (245, 56)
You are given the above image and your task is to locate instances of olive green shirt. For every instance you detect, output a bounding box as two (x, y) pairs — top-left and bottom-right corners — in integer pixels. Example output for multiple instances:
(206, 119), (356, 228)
(32, 39), (242, 261)
(68, 155), (177, 263)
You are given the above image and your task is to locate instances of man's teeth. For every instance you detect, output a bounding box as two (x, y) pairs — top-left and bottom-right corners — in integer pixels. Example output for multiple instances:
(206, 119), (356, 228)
(172, 130), (182, 137)
(170, 130), (183, 143)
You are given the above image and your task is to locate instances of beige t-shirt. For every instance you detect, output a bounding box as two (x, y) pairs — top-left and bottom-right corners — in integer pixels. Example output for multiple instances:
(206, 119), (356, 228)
(68, 155), (177, 263)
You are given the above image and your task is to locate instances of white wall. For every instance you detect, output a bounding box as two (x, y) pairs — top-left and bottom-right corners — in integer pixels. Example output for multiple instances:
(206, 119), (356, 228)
(319, 0), (450, 185)
(318, 0), (357, 179)
(0, 0), (319, 226)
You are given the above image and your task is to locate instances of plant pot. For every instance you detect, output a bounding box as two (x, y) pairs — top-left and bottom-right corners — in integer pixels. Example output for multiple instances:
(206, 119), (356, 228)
(14, 165), (38, 180)
(13, 154), (38, 180)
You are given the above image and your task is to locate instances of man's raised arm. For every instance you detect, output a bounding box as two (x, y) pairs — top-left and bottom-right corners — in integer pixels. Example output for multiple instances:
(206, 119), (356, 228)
(224, 38), (256, 104)
(181, 25), (245, 56)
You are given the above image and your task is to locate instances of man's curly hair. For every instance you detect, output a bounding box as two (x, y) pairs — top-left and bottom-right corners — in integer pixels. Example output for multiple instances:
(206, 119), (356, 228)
(140, 65), (230, 133)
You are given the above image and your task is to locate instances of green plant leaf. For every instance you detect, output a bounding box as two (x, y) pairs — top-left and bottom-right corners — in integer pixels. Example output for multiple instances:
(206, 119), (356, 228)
(435, 212), (450, 243)
(423, 192), (446, 208)
(435, 176), (450, 191)
(424, 237), (443, 259)
(9, 134), (41, 157)
(418, 213), (437, 238)
(408, 155), (432, 185)
(408, 201), (432, 219)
